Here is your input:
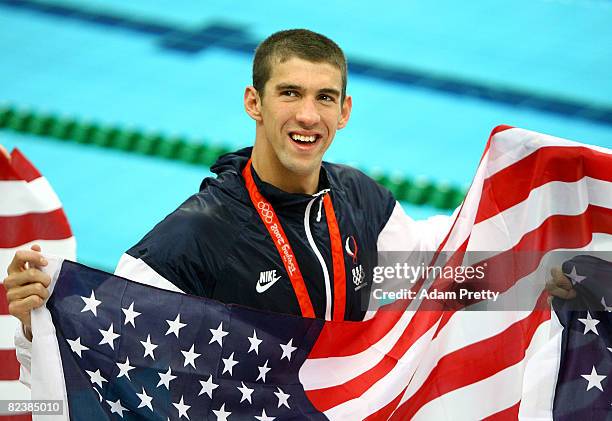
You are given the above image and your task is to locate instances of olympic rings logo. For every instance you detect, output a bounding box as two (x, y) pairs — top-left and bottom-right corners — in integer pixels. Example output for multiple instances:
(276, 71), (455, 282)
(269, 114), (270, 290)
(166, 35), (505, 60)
(257, 201), (274, 224)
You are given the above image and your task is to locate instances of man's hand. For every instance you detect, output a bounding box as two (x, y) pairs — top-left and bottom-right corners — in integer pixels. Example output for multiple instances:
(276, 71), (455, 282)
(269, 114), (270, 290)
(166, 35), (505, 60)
(3, 245), (50, 341)
(545, 267), (576, 304)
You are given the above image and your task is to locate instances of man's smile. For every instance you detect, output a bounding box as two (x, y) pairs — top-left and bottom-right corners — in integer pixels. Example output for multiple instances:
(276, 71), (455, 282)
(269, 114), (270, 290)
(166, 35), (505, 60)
(288, 131), (322, 149)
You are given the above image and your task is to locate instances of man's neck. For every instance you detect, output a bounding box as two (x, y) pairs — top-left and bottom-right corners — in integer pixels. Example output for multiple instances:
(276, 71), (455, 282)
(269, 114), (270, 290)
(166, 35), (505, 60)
(251, 147), (320, 195)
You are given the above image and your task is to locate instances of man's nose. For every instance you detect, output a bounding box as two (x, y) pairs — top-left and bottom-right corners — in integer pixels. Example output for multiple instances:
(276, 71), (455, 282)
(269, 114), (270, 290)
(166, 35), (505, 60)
(295, 99), (321, 127)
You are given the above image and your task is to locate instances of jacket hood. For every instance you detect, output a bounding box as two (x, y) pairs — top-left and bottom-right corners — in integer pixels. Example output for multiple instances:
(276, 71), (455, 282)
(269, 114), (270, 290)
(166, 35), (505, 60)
(210, 146), (252, 176)
(203, 146), (335, 208)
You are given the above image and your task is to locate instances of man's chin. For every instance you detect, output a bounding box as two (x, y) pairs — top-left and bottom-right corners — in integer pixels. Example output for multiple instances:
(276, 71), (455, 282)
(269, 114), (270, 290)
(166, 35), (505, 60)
(283, 159), (322, 177)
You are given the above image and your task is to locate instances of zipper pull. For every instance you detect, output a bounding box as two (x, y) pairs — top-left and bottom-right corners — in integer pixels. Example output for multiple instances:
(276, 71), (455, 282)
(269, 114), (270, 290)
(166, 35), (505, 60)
(316, 196), (324, 222)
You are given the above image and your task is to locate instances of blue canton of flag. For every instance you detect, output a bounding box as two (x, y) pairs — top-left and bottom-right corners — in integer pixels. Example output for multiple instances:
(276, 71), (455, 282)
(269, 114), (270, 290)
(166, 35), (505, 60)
(47, 260), (327, 420)
(553, 255), (612, 420)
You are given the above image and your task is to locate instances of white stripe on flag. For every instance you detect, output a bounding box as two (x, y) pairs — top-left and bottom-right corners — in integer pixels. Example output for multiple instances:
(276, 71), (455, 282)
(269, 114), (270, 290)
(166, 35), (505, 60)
(485, 128), (612, 178)
(300, 309), (417, 390)
(0, 316), (19, 349)
(410, 320), (551, 420)
(323, 320), (440, 420)
(0, 177), (62, 216)
(469, 177), (612, 251)
(0, 380), (30, 402)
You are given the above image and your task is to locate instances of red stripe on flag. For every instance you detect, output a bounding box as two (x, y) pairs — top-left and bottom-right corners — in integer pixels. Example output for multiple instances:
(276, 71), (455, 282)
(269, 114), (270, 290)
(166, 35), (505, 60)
(476, 146), (611, 224)
(482, 401), (520, 420)
(391, 299), (550, 420)
(309, 239), (471, 359)
(0, 209), (72, 248)
(0, 349), (21, 380)
(0, 149), (41, 182)
(308, 299), (408, 358)
(0, 285), (9, 315)
(451, 205), (612, 309)
(0, 414), (32, 421)
(306, 309), (442, 412)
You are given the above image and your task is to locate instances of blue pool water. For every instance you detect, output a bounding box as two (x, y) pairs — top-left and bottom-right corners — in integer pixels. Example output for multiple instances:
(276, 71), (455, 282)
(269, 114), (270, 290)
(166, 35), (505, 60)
(2, 0), (611, 269)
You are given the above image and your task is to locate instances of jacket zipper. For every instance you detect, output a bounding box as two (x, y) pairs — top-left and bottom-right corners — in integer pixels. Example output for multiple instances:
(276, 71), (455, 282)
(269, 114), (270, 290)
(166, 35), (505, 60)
(304, 190), (332, 320)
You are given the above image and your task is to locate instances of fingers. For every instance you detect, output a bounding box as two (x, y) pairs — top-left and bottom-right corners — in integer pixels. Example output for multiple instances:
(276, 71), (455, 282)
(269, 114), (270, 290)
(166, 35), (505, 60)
(6, 282), (49, 303)
(3, 245), (50, 335)
(6, 247), (47, 276)
(550, 267), (573, 290)
(545, 267), (576, 300)
(3, 267), (51, 290)
(7, 295), (44, 329)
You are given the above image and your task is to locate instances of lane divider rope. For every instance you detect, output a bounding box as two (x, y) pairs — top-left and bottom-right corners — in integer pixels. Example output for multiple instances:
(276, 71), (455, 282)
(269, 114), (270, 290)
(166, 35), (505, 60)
(0, 105), (466, 210)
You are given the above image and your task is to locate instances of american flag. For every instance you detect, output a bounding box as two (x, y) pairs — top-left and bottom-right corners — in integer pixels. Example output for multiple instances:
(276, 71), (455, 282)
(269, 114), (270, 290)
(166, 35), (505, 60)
(0, 148), (76, 421)
(552, 256), (611, 419)
(21, 126), (612, 419)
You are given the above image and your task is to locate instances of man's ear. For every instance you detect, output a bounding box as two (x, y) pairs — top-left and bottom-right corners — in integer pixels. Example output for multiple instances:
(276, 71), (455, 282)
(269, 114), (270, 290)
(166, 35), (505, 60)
(244, 86), (263, 121)
(337, 95), (352, 130)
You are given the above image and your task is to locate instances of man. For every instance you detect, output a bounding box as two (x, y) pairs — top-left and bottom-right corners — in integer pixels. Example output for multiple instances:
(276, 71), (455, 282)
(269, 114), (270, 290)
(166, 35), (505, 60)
(4, 29), (572, 376)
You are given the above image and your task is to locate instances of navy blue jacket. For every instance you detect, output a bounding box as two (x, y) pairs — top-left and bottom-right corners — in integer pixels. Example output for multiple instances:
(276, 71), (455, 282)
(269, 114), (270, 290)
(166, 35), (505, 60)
(117, 147), (402, 321)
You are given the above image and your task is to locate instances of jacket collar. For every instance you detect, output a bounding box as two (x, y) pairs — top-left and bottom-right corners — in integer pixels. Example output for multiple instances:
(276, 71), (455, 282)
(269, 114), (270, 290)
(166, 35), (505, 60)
(210, 147), (331, 208)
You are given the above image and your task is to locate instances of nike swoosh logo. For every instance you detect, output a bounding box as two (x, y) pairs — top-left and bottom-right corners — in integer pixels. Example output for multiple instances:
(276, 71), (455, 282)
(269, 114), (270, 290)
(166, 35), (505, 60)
(256, 275), (281, 293)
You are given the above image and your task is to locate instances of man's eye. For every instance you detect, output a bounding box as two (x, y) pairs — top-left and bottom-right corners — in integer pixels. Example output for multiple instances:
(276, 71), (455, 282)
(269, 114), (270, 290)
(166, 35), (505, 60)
(281, 91), (298, 97)
(319, 95), (335, 102)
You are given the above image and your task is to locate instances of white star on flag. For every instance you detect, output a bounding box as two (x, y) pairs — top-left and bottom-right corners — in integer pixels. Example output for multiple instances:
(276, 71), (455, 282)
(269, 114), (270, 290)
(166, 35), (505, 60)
(107, 399), (128, 417)
(198, 375), (218, 398)
(116, 356), (135, 380)
(80, 291), (101, 316)
(172, 396), (191, 419)
(122, 302), (141, 327)
(248, 329), (262, 354)
(257, 359), (271, 382)
(98, 323), (120, 350)
(581, 366), (606, 391)
(66, 337), (88, 357)
(157, 367), (176, 389)
(212, 403), (231, 421)
(279, 338), (297, 361)
(565, 266), (586, 285)
(181, 344), (201, 368)
(86, 369), (107, 388)
(601, 297), (612, 312)
(222, 352), (239, 375)
(140, 334), (158, 359)
(255, 408), (276, 421)
(578, 312), (600, 335)
(209, 322), (229, 346)
(237, 381), (254, 404)
(274, 387), (290, 409)
(136, 387), (153, 411)
(165, 313), (186, 338)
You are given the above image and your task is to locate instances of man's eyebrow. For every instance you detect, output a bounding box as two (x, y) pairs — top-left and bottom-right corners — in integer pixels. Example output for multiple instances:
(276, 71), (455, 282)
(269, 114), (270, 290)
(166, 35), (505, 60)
(318, 88), (341, 97)
(274, 84), (341, 97)
(275, 83), (302, 91)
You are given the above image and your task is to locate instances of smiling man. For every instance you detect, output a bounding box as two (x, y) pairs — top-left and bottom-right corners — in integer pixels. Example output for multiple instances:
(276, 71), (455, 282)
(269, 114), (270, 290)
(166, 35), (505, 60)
(6, 31), (575, 389)
(109, 29), (451, 322)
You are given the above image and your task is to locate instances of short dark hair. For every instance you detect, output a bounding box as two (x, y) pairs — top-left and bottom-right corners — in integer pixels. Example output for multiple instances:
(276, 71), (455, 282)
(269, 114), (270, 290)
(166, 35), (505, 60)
(253, 29), (348, 103)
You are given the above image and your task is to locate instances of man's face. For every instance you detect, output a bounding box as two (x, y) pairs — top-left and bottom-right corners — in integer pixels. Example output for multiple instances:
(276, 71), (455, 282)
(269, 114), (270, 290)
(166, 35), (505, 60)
(248, 57), (352, 180)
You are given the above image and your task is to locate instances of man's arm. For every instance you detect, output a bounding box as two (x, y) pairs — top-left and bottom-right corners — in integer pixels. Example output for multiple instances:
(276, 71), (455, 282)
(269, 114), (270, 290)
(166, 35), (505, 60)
(4, 245), (50, 387)
(377, 201), (454, 253)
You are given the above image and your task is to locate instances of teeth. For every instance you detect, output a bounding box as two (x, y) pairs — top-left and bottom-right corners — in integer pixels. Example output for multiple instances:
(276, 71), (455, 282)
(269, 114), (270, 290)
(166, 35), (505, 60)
(291, 134), (317, 143)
